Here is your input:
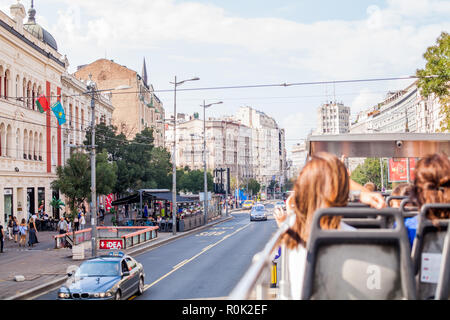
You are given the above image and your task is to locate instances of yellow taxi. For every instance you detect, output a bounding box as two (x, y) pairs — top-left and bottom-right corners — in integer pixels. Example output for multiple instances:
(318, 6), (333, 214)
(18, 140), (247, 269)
(242, 200), (255, 210)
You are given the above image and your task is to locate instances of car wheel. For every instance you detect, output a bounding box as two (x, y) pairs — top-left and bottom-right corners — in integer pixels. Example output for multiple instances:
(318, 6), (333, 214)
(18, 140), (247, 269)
(137, 277), (144, 295)
(115, 290), (121, 300)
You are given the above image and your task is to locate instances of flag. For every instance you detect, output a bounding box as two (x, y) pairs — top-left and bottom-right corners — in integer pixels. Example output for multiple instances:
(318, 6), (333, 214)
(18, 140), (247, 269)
(51, 101), (66, 125)
(36, 95), (50, 113)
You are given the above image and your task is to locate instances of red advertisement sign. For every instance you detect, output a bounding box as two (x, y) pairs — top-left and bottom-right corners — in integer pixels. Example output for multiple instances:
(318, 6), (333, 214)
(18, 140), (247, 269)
(99, 239), (124, 250)
(388, 158), (416, 182)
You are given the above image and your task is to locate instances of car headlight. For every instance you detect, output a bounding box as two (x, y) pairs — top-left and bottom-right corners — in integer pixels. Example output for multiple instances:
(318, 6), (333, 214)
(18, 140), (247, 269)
(99, 292), (106, 298)
(105, 291), (113, 297)
(93, 293), (100, 298)
(58, 292), (70, 299)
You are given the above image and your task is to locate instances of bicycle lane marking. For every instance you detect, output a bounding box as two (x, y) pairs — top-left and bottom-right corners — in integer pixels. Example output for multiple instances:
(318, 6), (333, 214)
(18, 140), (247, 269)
(142, 222), (252, 292)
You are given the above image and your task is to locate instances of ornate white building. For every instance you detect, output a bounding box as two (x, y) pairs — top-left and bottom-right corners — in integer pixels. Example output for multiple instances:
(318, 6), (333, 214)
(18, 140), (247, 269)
(0, 1), (113, 226)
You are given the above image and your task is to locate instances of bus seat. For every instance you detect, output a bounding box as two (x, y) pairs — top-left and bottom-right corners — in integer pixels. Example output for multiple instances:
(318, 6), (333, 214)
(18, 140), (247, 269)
(411, 203), (450, 300)
(435, 225), (450, 300)
(301, 207), (416, 300)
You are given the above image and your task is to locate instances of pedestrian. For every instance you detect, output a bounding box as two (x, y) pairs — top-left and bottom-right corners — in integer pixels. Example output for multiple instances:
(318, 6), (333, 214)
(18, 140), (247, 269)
(80, 213), (86, 230)
(12, 216), (19, 243)
(74, 214), (79, 231)
(38, 200), (44, 215)
(28, 217), (38, 247)
(124, 204), (129, 218)
(143, 203), (149, 219)
(99, 205), (105, 226)
(57, 217), (68, 235)
(66, 217), (72, 233)
(6, 215), (13, 241)
(0, 224), (4, 253)
(18, 219), (28, 247)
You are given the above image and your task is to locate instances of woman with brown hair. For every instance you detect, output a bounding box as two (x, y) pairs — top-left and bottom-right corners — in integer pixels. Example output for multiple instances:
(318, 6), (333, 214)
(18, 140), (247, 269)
(273, 152), (386, 299)
(404, 153), (450, 246)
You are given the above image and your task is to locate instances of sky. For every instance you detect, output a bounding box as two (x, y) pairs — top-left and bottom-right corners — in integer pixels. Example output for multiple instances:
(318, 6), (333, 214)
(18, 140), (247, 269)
(1, 0), (449, 156)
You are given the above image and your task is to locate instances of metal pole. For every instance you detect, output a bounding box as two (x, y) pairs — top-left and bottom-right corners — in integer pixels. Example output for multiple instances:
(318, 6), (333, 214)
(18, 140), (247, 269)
(203, 100), (208, 225)
(90, 86), (97, 257)
(225, 168), (229, 216)
(172, 76), (177, 235)
(380, 158), (384, 191)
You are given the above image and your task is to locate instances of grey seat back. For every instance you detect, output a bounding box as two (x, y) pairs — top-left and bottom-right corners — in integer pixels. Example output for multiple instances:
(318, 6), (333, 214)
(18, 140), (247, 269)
(435, 226), (450, 300)
(411, 203), (450, 300)
(301, 207), (416, 300)
(386, 196), (408, 208)
(343, 203), (387, 229)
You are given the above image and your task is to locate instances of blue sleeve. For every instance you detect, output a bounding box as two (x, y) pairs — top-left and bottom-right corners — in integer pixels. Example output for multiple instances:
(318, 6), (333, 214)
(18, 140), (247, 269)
(404, 217), (418, 249)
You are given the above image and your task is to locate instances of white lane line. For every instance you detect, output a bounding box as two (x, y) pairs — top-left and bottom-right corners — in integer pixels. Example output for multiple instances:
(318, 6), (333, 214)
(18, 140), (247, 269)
(143, 222), (252, 291)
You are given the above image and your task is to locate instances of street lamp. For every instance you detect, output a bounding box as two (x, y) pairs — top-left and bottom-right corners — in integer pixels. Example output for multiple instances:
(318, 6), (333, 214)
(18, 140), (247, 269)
(85, 78), (131, 257)
(202, 100), (223, 225)
(169, 76), (200, 235)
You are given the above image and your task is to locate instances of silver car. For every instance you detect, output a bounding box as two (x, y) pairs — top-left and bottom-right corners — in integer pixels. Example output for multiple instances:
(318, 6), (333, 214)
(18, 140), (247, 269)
(250, 205), (267, 221)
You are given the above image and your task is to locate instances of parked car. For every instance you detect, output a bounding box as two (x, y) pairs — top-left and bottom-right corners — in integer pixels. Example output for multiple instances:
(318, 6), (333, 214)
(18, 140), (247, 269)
(57, 252), (145, 300)
(250, 204), (267, 221)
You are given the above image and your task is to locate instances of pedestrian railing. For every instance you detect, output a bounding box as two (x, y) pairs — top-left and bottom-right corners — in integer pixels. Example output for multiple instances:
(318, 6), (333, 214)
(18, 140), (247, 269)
(54, 228), (93, 249)
(119, 226), (158, 249)
(229, 215), (296, 300)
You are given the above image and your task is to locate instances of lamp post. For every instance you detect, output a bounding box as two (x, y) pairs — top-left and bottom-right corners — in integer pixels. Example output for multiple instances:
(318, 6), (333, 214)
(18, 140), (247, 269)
(202, 100), (223, 224)
(85, 79), (131, 257)
(169, 76), (200, 235)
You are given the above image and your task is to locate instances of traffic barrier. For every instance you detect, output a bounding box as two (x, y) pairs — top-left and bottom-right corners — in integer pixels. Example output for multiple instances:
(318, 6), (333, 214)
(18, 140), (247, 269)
(54, 228), (92, 249)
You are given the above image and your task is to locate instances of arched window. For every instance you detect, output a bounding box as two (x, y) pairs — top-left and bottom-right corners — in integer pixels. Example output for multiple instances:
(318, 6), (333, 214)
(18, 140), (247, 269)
(81, 109), (84, 130)
(6, 124), (12, 157)
(23, 129), (28, 159)
(0, 66), (3, 98)
(22, 78), (26, 107)
(4, 69), (10, 99)
(32, 83), (37, 110)
(16, 128), (21, 159)
(0, 123), (4, 156)
(39, 133), (43, 161)
(34, 132), (38, 160)
(27, 81), (32, 109)
(15, 75), (20, 101)
(69, 104), (73, 126)
(28, 130), (33, 160)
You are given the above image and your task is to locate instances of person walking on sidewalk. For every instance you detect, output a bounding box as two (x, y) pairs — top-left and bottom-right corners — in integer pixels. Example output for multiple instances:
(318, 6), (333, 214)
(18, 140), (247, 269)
(0, 224), (4, 253)
(12, 217), (19, 243)
(18, 219), (28, 247)
(99, 205), (105, 226)
(6, 215), (13, 241)
(79, 213), (86, 230)
(58, 217), (68, 235)
(28, 217), (38, 247)
(74, 215), (79, 231)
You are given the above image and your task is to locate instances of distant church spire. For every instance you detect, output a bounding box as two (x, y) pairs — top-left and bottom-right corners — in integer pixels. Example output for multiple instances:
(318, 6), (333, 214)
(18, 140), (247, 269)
(142, 57), (148, 86)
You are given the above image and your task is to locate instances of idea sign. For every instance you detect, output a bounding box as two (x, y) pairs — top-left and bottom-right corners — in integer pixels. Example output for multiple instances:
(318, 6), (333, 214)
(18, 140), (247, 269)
(99, 239), (124, 250)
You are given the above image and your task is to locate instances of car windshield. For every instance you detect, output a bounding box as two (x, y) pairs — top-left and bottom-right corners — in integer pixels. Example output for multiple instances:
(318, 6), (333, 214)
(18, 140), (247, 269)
(244, 201), (253, 204)
(75, 261), (120, 277)
(276, 202), (285, 206)
(254, 206), (265, 211)
(265, 204), (274, 209)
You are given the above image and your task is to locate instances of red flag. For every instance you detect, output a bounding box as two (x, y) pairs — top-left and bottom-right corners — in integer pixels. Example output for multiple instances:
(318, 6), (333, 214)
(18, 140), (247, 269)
(36, 95), (50, 113)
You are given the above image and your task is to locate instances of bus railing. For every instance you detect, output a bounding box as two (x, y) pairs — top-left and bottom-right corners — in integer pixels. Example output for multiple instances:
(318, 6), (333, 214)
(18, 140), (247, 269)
(229, 214), (296, 300)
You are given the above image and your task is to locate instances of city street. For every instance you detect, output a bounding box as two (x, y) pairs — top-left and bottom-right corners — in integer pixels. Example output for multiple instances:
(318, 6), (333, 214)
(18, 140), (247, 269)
(35, 208), (278, 300)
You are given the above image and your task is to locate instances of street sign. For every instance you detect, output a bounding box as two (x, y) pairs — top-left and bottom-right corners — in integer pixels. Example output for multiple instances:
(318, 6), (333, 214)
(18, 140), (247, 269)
(99, 239), (124, 250)
(273, 247), (281, 261)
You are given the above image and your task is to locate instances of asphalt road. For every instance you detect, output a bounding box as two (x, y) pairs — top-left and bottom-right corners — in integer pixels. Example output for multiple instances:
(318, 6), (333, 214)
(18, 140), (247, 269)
(35, 206), (279, 300)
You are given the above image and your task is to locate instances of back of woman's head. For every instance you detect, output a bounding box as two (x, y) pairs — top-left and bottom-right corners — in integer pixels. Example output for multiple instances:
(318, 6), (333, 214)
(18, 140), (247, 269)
(21, 218), (26, 224)
(282, 152), (349, 249)
(412, 153), (450, 219)
(391, 183), (413, 208)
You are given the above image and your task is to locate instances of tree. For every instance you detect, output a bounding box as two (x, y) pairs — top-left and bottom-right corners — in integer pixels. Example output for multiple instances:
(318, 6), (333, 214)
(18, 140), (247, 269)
(51, 152), (118, 219)
(351, 158), (382, 191)
(416, 31), (450, 131)
(247, 179), (261, 195)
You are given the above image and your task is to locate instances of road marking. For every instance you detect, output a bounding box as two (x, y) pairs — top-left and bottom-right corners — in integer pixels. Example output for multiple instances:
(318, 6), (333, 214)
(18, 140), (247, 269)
(143, 222), (252, 292)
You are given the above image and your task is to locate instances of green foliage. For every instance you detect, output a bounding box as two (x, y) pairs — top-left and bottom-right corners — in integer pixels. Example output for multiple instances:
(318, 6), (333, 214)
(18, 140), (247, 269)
(247, 179), (261, 195)
(350, 158), (392, 191)
(50, 197), (65, 210)
(176, 169), (214, 193)
(416, 31), (450, 131)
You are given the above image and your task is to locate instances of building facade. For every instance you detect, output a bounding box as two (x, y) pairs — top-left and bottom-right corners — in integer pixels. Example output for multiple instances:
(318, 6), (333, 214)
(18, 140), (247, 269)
(290, 141), (308, 178)
(234, 106), (287, 188)
(0, 2), (116, 226)
(317, 102), (351, 135)
(74, 58), (165, 147)
(165, 115), (253, 180)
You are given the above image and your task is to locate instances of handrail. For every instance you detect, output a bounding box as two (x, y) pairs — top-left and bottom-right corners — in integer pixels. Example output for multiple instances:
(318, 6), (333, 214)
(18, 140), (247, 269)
(122, 226), (158, 239)
(229, 214), (296, 300)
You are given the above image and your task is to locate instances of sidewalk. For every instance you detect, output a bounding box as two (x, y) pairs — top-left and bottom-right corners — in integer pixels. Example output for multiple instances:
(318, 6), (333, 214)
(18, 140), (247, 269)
(0, 211), (237, 300)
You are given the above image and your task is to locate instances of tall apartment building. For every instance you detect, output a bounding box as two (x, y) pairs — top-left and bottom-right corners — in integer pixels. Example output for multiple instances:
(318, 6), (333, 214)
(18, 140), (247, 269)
(165, 115), (253, 179)
(234, 106), (287, 188)
(74, 58), (165, 147)
(317, 102), (351, 134)
(0, 2), (113, 226)
(290, 141), (308, 178)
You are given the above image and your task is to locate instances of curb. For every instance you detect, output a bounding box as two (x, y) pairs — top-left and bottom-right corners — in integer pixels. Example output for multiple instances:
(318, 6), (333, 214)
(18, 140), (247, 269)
(8, 214), (235, 300)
